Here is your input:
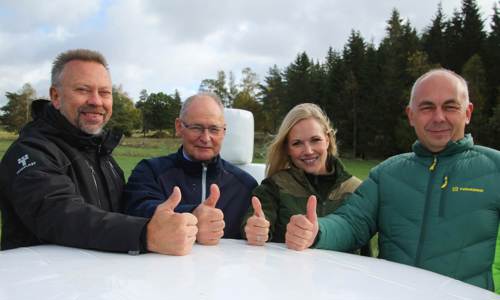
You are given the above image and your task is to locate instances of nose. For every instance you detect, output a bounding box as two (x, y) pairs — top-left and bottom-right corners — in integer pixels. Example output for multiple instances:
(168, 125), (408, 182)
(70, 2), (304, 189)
(304, 142), (313, 154)
(433, 108), (446, 122)
(87, 90), (103, 106)
(199, 128), (211, 142)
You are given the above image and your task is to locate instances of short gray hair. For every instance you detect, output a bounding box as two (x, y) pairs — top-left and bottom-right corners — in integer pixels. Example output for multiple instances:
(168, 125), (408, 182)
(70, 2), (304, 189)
(180, 92), (224, 119)
(51, 49), (109, 86)
(409, 68), (469, 107)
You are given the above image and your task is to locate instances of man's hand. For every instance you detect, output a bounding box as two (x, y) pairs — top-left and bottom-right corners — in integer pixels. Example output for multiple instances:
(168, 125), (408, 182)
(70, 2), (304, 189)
(147, 186), (198, 255)
(192, 184), (225, 245)
(285, 195), (319, 251)
(244, 196), (270, 246)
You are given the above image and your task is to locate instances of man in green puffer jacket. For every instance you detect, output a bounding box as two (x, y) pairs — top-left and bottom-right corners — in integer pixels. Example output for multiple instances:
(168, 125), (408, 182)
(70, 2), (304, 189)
(286, 68), (500, 293)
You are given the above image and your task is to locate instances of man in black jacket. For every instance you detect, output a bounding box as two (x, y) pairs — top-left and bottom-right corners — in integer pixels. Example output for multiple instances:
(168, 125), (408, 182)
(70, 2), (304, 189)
(124, 93), (257, 245)
(0, 49), (197, 255)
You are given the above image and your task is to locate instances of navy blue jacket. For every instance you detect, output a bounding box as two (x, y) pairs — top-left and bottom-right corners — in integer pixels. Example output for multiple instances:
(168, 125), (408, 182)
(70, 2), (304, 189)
(124, 147), (257, 239)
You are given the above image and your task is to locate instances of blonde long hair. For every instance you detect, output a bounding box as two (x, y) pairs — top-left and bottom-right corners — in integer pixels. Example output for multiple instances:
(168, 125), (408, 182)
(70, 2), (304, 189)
(265, 103), (338, 177)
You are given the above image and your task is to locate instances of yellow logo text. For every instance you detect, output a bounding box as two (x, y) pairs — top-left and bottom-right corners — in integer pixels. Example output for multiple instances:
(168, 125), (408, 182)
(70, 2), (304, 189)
(451, 186), (484, 193)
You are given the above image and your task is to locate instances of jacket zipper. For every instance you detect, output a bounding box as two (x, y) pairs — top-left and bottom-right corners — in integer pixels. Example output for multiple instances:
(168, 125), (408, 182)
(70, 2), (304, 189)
(315, 175), (326, 216)
(438, 176), (449, 217)
(86, 160), (102, 208)
(415, 156), (437, 266)
(201, 163), (207, 203)
(107, 160), (119, 179)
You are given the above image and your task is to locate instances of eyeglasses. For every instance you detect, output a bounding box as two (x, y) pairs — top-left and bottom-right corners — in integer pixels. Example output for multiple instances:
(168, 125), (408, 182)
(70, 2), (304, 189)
(181, 121), (226, 136)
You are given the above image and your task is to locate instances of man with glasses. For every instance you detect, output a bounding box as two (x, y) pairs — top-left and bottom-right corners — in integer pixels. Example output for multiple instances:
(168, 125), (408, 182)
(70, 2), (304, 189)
(124, 92), (257, 245)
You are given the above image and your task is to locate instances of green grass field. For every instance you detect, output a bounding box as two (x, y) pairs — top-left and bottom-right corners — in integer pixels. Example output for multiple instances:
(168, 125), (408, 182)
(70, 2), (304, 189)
(0, 134), (379, 180)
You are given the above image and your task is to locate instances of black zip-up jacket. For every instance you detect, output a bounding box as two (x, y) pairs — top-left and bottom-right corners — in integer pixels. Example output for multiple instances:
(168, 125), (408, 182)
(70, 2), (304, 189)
(0, 100), (148, 253)
(123, 147), (258, 239)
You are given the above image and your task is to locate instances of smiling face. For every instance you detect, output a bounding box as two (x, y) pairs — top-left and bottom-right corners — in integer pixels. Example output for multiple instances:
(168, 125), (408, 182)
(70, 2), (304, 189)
(175, 96), (225, 162)
(286, 117), (330, 175)
(407, 71), (473, 153)
(50, 60), (112, 135)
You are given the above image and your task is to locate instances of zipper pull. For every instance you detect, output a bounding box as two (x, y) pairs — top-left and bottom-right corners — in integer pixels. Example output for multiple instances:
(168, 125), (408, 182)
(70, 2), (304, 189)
(440, 176), (448, 189)
(429, 156), (437, 172)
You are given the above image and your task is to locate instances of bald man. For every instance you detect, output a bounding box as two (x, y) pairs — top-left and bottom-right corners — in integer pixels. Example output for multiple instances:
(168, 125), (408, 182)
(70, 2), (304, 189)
(286, 68), (500, 293)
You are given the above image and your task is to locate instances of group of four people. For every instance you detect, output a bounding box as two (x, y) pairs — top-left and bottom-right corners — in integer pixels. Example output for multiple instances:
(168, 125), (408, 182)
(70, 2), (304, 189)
(0, 49), (499, 293)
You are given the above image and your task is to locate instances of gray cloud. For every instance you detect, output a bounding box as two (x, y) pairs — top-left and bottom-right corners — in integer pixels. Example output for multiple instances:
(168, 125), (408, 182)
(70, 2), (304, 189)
(0, 0), (497, 106)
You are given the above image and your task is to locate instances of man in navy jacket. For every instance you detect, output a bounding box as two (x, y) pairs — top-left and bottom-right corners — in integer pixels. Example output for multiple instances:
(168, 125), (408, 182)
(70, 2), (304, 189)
(124, 93), (257, 245)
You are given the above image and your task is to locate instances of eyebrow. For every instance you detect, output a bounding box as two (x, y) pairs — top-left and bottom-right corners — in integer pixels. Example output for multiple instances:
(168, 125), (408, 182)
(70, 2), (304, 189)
(289, 135), (323, 142)
(417, 99), (460, 107)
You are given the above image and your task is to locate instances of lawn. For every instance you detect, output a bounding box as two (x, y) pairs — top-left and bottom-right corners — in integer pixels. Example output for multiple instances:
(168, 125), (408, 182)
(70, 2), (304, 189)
(0, 134), (379, 180)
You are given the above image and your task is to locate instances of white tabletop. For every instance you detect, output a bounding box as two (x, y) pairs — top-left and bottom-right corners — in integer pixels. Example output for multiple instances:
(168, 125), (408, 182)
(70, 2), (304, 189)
(0, 239), (496, 300)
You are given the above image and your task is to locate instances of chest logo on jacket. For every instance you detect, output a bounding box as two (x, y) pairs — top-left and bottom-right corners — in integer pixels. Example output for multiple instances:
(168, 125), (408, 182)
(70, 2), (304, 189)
(451, 186), (484, 193)
(16, 154), (37, 175)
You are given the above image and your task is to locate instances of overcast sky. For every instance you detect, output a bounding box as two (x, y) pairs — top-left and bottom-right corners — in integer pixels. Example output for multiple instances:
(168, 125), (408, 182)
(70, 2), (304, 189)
(0, 0), (497, 105)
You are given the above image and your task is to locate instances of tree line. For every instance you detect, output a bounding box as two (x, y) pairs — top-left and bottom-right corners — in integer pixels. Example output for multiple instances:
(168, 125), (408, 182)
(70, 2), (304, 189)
(2, 0), (499, 158)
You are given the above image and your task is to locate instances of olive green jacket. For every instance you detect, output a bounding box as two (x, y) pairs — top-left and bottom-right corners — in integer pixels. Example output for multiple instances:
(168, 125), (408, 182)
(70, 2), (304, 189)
(242, 156), (361, 242)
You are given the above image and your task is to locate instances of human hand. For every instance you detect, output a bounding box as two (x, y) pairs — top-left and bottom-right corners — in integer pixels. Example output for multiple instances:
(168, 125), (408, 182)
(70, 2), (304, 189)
(192, 184), (225, 245)
(285, 195), (318, 251)
(244, 196), (270, 246)
(147, 186), (198, 255)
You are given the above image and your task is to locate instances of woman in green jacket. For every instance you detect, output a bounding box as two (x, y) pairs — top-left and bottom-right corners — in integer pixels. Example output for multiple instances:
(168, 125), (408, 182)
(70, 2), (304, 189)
(242, 103), (361, 246)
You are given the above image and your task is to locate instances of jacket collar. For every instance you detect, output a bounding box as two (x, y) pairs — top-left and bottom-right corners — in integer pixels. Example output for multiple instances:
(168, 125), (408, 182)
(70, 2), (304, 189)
(412, 134), (474, 158)
(176, 146), (222, 176)
(290, 155), (352, 184)
(29, 99), (122, 154)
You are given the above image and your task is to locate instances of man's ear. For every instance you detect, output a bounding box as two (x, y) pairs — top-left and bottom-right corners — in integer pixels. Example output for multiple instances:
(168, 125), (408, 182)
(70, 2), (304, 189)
(465, 102), (474, 125)
(406, 106), (415, 127)
(174, 118), (182, 137)
(50, 86), (61, 109)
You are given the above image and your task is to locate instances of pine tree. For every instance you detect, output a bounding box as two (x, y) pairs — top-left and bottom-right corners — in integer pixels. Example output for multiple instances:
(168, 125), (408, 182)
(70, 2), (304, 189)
(341, 31), (366, 157)
(283, 52), (313, 112)
(462, 54), (488, 144)
(460, 0), (486, 64)
(483, 2), (500, 122)
(259, 65), (285, 132)
(422, 3), (446, 64)
(376, 9), (420, 155)
(443, 9), (464, 71)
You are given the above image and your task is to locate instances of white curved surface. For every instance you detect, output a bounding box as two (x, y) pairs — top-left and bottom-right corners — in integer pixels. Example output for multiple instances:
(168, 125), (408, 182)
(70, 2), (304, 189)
(236, 162), (266, 184)
(221, 108), (266, 183)
(221, 108), (254, 164)
(0, 239), (496, 300)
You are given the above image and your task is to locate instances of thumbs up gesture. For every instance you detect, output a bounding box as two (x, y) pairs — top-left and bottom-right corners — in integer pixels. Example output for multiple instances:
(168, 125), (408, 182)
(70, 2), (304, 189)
(285, 195), (319, 251)
(244, 196), (270, 246)
(193, 184), (225, 245)
(147, 186), (198, 255)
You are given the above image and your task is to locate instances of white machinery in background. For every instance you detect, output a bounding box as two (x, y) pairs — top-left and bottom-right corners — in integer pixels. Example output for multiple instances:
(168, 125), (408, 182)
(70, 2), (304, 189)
(221, 108), (266, 184)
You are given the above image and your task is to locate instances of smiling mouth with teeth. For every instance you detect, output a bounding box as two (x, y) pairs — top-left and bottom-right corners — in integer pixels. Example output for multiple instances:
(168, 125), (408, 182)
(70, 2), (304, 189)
(81, 111), (105, 115)
(302, 157), (318, 164)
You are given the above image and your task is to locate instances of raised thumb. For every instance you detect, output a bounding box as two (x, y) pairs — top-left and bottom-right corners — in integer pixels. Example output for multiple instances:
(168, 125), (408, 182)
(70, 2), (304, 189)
(204, 184), (220, 208)
(252, 196), (265, 218)
(306, 195), (317, 223)
(162, 186), (182, 211)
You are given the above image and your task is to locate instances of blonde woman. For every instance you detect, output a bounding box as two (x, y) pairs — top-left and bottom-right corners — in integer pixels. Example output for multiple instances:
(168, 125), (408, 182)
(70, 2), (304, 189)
(242, 103), (361, 249)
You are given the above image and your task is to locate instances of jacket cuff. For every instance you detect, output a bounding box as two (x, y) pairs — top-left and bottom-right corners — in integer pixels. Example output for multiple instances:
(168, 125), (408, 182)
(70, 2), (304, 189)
(139, 221), (149, 254)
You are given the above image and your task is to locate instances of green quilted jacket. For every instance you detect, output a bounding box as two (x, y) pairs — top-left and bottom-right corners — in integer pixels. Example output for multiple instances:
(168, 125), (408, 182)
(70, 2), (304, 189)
(242, 155), (361, 242)
(315, 134), (500, 292)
